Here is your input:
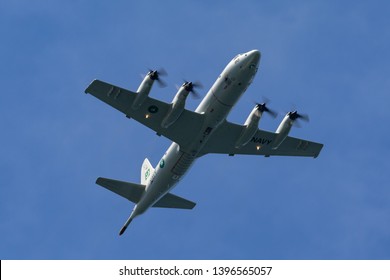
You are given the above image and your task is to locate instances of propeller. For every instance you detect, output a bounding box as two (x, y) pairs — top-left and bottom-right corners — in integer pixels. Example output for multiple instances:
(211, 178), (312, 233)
(146, 68), (168, 88)
(287, 110), (310, 127)
(181, 80), (203, 99)
(254, 97), (277, 118)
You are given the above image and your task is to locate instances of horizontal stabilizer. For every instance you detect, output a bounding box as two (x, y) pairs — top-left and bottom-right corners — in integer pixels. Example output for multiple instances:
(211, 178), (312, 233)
(96, 177), (145, 204)
(153, 193), (196, 209)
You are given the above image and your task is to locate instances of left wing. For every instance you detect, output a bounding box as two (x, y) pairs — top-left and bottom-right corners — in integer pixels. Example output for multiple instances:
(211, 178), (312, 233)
(198, 120), (323, 158)
(85, 80), (205, 152)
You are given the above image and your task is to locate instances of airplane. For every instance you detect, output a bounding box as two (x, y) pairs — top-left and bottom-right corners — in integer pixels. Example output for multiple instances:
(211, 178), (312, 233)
(84, 50), (323, 235)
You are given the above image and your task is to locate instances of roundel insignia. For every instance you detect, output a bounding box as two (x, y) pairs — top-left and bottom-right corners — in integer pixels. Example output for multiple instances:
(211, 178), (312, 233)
(148, 105), (159, 114)
(159, 159), (165, 168)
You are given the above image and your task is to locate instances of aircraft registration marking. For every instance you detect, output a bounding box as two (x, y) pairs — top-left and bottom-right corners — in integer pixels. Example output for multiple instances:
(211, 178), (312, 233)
(251, 137), (272, 145)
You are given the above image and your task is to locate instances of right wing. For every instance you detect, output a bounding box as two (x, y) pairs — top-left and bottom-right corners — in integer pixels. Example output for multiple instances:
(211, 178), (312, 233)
(198, 120), (323, 158)
(85, 79), (205, 153)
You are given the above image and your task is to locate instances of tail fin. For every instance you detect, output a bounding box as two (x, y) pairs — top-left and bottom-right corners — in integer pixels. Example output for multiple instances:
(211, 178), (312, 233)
(141, 158), (154, 185)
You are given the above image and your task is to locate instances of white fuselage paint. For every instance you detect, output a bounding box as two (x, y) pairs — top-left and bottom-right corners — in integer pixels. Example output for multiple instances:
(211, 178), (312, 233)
(129, 50), (261, 221)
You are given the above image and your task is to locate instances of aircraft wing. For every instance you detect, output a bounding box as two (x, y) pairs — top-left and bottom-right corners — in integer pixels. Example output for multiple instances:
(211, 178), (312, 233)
(85, 79), (205, 151)
(198, 120), (323, 158)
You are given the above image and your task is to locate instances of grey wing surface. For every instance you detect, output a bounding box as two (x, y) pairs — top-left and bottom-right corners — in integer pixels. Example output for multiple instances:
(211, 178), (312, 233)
(153, 193), (196, 209)
(198, 120), (323, 158)
(85, 79), (205, 152)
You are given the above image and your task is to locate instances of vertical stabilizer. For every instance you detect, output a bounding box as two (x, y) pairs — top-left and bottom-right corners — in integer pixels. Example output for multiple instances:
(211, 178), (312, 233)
(141, 158), (154, 185)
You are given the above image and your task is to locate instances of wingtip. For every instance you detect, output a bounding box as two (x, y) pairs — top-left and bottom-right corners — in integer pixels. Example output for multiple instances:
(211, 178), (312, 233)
(95, 177), (103, 185)
(84, 79), (99, 94)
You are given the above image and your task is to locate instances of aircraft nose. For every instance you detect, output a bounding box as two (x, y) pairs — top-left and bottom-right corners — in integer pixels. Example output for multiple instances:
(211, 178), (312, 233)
(245, 49), (261, 63)
(240, 50), (260, 69)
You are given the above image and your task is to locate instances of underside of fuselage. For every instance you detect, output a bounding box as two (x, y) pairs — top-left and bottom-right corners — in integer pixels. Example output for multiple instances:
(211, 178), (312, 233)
(118, 51), (261, 235)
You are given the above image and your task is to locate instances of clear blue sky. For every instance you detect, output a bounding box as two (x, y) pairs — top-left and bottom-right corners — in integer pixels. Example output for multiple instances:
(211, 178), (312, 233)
(1, 0), (390, 259)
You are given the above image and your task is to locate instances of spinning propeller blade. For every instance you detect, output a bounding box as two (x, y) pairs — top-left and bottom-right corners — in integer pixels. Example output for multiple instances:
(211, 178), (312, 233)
(254, 97), (277, 118)
(287, 110), (310, 127)
(146, 68), (168, 88)
(182, 80), (203, 99)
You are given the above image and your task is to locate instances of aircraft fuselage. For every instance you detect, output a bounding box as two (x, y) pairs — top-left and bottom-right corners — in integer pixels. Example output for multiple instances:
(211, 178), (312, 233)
(128, 50), (261, 223)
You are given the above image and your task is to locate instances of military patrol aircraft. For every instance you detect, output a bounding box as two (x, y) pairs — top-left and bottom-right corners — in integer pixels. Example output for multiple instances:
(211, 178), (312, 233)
(85, 50), (323, 235)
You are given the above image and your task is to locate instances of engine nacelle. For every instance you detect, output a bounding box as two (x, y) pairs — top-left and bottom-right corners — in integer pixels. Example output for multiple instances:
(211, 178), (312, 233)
(272, 113), (295, 149)
(161, 85), (190, 128)
(132, 71), (156, 110)
(235, 106), (263, 148)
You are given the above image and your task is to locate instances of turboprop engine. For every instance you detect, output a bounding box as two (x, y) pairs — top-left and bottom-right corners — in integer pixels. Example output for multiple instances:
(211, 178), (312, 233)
(272, 111), (309, 149)
(161, 81), (202, 128)
(132, 69), (167, 110)
(235, 102), (277, 148)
